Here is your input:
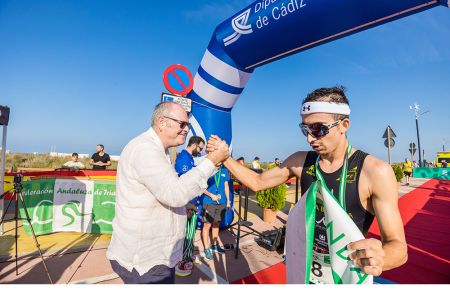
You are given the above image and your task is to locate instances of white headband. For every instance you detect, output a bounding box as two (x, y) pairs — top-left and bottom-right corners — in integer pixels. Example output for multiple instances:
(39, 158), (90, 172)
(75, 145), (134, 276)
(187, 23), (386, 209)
(300, 102), (351, 116)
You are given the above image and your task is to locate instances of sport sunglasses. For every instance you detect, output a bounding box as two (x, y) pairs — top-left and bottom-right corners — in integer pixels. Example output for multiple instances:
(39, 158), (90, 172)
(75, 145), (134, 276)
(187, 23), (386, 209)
(299, 120), (342, 138)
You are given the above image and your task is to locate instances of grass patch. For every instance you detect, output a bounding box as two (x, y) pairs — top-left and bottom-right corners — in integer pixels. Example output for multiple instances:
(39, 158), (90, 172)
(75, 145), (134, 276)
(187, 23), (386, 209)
(0, 152), (118, 172)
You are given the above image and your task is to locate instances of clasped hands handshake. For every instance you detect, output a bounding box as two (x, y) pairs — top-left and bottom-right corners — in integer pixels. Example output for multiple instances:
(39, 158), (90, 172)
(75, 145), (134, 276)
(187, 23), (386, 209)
(205, 135), (230, 166)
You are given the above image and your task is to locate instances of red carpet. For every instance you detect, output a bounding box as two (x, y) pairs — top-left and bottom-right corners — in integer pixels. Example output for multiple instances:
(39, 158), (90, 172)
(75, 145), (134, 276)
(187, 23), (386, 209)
(231, 262), (286, 284)
(232, 179), (450, 284)
(368, 179), (450, 284)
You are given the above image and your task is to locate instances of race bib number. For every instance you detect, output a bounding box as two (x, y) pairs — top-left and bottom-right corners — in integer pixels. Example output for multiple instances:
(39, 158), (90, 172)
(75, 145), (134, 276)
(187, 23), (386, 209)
(309, 251), (332, 284)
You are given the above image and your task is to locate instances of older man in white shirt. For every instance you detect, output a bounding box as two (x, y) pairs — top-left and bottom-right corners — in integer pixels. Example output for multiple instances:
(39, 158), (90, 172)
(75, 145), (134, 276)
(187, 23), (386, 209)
(106, 102), (229, 284)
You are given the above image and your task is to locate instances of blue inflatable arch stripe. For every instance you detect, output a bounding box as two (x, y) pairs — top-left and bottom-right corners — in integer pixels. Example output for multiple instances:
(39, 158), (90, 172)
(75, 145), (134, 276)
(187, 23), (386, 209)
(187, 0), (448, 148)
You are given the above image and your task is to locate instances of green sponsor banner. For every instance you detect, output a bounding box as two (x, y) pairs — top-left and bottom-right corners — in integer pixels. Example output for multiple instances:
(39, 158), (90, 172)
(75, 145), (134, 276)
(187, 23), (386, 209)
(19, 179), (55, 235)
(413, 168), (450, 180)
(91, 181), (116, 234)
(19, 179), (116, 235)
(53, 179), (94, 233)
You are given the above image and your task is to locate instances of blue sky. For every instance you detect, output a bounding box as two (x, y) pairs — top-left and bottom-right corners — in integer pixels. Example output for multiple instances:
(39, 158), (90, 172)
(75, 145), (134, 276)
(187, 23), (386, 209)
(1, 0), (449, 163)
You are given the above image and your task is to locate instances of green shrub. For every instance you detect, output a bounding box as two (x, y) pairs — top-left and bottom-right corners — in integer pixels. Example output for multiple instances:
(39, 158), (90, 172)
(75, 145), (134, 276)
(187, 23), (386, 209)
(256, 166), (286, 211)
(256, 183), (287, 211)
(392, 164), (404, 182)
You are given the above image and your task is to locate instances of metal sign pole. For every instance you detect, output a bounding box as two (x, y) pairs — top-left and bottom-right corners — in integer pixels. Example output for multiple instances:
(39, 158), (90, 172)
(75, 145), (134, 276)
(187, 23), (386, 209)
(387, 127), (391, 164)
(383, 126), (395, 164)
(0, 125), (7, 235)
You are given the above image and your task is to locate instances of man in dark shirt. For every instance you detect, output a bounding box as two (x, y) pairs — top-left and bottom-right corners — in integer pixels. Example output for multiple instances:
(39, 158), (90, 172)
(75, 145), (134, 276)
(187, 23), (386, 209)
(90, 144), (111, 170)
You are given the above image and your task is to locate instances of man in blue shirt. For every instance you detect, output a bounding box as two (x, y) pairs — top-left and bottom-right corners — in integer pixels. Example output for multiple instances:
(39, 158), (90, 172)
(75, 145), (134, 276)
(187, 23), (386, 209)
(175, 136), (204, 175)
(201, 165), (231, 260)
(174, 136), (205, 277)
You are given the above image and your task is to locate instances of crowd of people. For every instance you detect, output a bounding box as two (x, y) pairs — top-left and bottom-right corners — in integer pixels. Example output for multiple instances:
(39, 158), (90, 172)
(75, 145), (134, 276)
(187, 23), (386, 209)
(104, 86), (408, 284)
(422, 159), (447, 168)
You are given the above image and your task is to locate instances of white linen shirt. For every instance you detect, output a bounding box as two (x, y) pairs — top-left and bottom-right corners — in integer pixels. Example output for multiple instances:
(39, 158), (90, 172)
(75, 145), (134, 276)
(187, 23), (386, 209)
(106, 128), (215, 275)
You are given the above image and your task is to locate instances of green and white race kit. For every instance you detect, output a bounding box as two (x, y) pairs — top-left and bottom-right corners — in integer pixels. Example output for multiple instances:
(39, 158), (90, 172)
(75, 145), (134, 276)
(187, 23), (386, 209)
(285, 144), (373, 284)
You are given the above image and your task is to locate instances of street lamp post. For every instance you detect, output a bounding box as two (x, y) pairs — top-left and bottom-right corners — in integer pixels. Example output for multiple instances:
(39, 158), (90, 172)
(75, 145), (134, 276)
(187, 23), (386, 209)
(415, 116), (422, 167)
(410, 102), (430, 168)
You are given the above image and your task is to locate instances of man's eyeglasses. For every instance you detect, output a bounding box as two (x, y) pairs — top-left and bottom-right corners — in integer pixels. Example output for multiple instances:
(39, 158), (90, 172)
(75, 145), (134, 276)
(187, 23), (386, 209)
(164, 116), (191, 130)
(299, 120), (342, 138)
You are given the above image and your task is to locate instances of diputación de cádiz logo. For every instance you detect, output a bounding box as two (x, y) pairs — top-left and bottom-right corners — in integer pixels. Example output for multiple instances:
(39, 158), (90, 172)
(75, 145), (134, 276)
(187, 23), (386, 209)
(223, 8), (253, 46)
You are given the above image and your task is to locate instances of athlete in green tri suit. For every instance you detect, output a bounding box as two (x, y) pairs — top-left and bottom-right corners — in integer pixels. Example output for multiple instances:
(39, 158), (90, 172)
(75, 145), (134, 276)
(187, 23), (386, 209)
(207, 86), (407, 283)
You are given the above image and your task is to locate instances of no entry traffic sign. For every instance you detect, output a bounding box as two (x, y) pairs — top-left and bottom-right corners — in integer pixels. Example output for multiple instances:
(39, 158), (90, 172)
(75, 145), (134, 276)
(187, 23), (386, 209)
(162, 64), (194, 96)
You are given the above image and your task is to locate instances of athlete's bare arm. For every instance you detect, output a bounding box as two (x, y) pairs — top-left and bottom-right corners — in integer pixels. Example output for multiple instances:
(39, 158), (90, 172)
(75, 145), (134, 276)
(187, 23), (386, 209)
(348, 156), (407, 276)
(223, 151), (307, 192)
(208, 135), (307, 191)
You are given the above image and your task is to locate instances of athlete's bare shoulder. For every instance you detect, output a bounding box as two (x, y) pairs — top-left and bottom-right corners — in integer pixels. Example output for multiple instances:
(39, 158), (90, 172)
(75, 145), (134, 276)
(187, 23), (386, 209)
(361, 154), (397, 197)
(362, 155), (393, 176)
(282, 151), (309, 177)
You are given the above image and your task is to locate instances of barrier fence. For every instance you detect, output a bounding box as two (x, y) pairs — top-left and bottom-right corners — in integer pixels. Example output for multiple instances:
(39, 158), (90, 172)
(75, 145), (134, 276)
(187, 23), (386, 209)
(413, 168), (449, 180)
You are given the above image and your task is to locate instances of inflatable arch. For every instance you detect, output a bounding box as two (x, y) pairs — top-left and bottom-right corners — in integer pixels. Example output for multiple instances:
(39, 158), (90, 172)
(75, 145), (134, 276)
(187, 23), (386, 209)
(187, 0), (448, 146)
(186, 0), (449, 227)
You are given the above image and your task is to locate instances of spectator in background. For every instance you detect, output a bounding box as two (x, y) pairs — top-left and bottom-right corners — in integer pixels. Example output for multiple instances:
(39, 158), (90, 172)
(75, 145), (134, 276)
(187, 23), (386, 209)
(232, 157), (246, 192)
(402, 158), (413, 186)
(268, 158), (281, 168)
(90, 144), (111, 170)
(442, 160), (448, 168)
(201, 165), (231, 260)
(63, 153), (86, 171)
(251, 157), (261, 171)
